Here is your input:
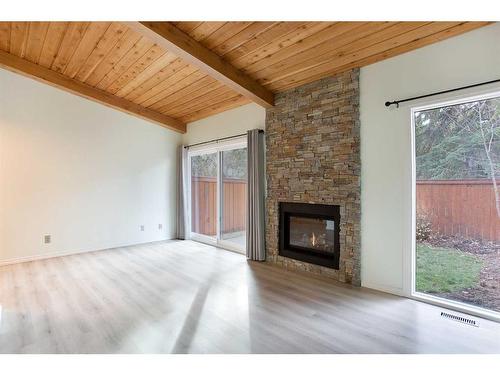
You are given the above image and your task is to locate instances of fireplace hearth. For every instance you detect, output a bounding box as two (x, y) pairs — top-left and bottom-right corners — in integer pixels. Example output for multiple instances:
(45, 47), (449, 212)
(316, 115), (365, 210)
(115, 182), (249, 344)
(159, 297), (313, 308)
(279, 202), (340, 269)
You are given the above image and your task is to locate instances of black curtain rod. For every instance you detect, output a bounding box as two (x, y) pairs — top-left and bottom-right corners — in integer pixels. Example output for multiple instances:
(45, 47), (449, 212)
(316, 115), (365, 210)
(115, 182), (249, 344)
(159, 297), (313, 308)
(385, 78), (500, 108)
(184, 129), (264, 149)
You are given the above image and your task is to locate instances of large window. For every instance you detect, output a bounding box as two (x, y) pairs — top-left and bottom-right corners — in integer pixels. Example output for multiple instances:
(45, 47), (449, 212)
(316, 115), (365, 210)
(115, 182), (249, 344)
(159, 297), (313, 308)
(188, 138), (247, 253)
(412, 93), (500, 317)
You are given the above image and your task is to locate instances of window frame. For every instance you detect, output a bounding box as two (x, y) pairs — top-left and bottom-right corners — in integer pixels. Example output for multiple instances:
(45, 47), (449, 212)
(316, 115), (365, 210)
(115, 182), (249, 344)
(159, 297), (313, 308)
(410, 90), (500, 322)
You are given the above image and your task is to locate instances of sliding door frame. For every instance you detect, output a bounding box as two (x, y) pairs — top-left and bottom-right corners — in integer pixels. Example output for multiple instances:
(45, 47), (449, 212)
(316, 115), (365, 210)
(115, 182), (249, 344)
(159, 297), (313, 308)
(409, 89), (500, 322)
(187, 136), (247, 254)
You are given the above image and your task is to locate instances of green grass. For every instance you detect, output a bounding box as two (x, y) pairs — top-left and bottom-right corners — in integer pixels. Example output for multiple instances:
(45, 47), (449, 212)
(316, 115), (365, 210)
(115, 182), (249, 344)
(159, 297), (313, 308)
(416, 244), (483, 293)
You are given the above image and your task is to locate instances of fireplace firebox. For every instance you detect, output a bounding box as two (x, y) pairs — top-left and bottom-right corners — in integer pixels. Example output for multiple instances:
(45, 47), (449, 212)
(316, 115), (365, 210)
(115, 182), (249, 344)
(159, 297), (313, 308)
(279, 202), (340, 269)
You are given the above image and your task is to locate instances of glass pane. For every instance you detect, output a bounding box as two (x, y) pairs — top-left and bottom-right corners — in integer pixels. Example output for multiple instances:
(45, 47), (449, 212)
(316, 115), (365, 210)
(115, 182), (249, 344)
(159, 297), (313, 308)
(289, 216), (335, 253)
(221, 147), (247, 250)
(414, 97), (500, 314)
(191, 152), (217, 239)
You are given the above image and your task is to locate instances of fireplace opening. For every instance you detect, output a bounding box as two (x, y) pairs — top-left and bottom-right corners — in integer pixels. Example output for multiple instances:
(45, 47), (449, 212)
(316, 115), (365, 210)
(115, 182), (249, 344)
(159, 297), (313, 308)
(279, 202), (340, 269)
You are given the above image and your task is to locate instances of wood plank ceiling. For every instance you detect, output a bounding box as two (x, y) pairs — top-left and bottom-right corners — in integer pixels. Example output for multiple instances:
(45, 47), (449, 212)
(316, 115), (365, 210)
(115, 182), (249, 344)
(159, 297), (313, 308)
(0, 21), (491, 132)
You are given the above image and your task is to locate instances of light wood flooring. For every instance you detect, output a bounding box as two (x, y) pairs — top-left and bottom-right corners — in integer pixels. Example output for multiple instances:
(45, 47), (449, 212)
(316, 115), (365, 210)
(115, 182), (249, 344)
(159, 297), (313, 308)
(1, 240), (499, 354)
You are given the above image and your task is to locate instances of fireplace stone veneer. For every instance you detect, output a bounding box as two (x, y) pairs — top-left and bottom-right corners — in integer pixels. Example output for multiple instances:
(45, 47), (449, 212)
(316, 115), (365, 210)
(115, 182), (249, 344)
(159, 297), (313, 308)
(265, 69), (361, 285)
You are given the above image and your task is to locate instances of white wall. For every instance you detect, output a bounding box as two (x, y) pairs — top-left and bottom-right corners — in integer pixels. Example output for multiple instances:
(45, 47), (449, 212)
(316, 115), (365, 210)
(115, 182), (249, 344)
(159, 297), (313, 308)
(0, 69), (181, 264)
(183, 103), (265, 145)
(360, 23), (500, 295)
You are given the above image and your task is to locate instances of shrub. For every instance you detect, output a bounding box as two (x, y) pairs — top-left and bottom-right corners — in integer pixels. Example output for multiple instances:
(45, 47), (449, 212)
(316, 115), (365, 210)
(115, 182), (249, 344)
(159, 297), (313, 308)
(416, 213), (433, 241)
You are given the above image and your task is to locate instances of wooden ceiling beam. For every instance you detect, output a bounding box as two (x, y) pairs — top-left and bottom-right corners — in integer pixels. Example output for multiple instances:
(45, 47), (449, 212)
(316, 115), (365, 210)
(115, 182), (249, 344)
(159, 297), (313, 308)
(0, 49), (186, 133)
(125, 21), (275, 108)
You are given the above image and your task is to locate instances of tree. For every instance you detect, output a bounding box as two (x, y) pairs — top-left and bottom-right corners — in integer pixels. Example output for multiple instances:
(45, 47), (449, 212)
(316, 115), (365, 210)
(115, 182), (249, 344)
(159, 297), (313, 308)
(190, 149), (247, 179)
(415, 97), (500, 217)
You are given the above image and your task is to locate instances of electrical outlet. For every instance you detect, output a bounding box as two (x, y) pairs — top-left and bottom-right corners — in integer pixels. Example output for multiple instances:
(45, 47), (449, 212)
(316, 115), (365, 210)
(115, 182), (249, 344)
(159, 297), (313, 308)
(140, 225), (145, 232)
(158, 224), (163, 230)
(44, 235), (51, 244)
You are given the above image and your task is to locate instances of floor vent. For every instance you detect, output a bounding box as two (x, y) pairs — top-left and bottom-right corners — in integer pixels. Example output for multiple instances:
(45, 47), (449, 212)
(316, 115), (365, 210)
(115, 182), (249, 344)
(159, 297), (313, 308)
(441, 311), (479, 327)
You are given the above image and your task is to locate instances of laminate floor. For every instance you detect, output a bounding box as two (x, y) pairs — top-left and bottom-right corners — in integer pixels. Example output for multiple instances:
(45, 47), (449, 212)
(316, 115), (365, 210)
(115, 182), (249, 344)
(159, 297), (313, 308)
(1, 240), (499, 353)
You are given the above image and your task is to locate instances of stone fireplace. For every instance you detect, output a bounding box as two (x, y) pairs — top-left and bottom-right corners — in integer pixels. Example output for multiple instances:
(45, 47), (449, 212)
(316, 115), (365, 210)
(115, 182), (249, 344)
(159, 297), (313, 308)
(265, 69), (360, 286)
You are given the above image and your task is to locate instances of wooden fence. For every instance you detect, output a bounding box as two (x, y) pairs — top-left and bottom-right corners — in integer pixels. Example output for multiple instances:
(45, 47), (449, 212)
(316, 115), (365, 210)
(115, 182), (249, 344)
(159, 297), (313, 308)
(416, 179), (500, 242)
(191, 176), (247, 236)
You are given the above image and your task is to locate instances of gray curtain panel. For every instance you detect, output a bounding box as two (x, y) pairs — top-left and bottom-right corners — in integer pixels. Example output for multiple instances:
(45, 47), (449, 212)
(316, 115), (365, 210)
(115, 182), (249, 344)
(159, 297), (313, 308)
(246, 129), (266, 261)
(176, 145), (189, 240)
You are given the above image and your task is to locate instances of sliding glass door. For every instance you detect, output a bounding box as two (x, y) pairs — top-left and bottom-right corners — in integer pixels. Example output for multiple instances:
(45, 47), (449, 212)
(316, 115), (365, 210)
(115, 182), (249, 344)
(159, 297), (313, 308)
(188, 138), (247, 253)
(220, 147), (248, 249)
(190, 152), (218, 241)
(412, 92), (500, 319)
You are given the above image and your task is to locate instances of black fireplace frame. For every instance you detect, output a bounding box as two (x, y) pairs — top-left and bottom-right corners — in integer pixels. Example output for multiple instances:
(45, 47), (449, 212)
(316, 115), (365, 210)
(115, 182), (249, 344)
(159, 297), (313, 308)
(279, 202), (340, 269)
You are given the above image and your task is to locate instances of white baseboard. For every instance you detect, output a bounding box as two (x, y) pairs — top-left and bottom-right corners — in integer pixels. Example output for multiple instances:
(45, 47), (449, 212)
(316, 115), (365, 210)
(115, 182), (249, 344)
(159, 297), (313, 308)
(0, 249), (90, 266)
(0, 238), (175, 267)
(361, 281), (405, 297)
